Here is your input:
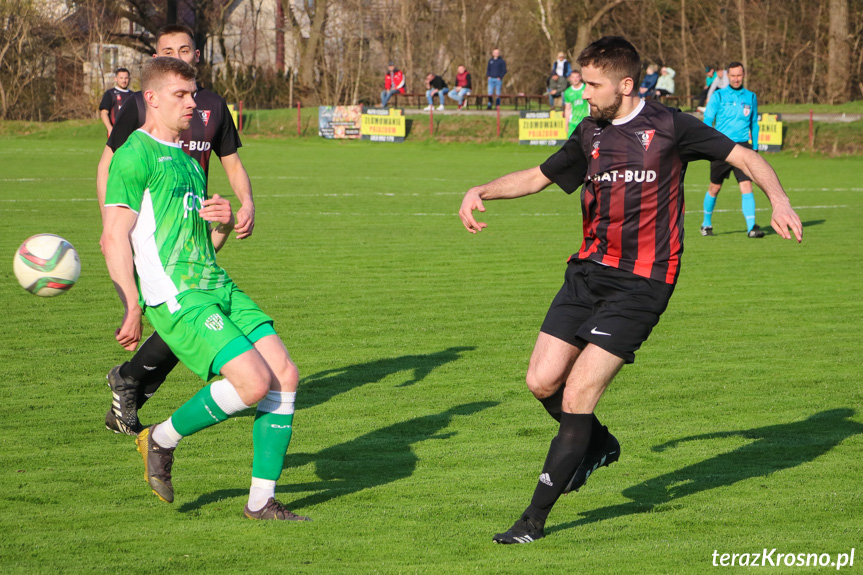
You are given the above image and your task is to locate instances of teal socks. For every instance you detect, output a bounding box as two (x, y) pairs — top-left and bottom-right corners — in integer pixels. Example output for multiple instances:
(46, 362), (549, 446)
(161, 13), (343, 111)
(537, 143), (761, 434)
(703, 192), (717, 227)
(741, 192), (757, 231)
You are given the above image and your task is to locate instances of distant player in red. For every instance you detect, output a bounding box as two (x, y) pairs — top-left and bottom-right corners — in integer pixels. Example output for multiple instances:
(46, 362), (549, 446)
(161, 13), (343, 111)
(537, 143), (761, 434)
(459, 36), (802, 545)
(98, 68), (133, 136)
(95, 25), (256, 438)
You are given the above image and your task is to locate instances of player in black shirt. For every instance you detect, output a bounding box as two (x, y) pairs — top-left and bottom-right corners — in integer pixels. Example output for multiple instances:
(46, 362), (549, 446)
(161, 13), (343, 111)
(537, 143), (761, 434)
(96, 25), (256, 437)
(459, 36), (802, 544)
(98, 68), (133, 137)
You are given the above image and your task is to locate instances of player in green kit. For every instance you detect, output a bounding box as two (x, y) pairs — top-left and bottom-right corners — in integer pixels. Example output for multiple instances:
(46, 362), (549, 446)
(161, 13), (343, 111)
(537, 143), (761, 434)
(563, 70), (588, 137)
(101, 57), (309, 521)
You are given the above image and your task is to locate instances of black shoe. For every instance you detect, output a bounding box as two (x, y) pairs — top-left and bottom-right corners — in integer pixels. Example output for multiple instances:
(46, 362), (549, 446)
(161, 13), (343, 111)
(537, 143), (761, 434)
(244, 498), (311, 521)
(492, 515), (545, 544)
(700, 226), (714, 236)
(105, 408), (141, 436)
(564, 431), (620, 494)
(135, 426), (175, 503)
(747, 224), (765, 238)
(106, 364), (142, 435)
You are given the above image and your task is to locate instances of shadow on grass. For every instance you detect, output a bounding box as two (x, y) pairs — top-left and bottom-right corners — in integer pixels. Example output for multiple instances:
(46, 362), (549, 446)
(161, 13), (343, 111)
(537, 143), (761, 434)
(702, 219), (824, 237)
(548, 408), (863, 535)
(177, 401), (497, 513)
(298, 346), (476, 410)
(225, 347), (476, 421)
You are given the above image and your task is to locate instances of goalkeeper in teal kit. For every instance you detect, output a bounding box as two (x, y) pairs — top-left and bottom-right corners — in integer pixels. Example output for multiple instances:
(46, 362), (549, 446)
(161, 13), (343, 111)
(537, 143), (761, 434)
(102, 57), (309, 521)
(700, 62), (764, 238)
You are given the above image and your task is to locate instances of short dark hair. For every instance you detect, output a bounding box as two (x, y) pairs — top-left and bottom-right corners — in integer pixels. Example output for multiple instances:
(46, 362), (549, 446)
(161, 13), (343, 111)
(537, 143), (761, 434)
(727, 61), (745, 72)
(115, 68), (130, 75)
(141, 57), (196, 92)
(577, 36), (641, 86)
(156, 24), (196, 48)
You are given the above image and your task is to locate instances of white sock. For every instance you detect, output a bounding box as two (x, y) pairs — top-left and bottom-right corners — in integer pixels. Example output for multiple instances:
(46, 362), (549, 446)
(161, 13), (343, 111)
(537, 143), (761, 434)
(210, 378), (250, 414)
(256, 390), (296, 414)
(248, 477), (277, 511)
(151, 417), (183, 449)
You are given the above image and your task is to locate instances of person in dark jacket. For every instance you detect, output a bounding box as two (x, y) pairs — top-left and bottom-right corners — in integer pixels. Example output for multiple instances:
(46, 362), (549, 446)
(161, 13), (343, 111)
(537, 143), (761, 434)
(486, 48), (507, 109)
(424, 73), (449, 110)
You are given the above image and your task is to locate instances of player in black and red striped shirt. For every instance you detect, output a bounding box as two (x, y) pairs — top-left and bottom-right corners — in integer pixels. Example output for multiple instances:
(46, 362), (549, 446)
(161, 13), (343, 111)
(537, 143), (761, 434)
(98, 68), (133, 137)
(459, 36), (802, 545)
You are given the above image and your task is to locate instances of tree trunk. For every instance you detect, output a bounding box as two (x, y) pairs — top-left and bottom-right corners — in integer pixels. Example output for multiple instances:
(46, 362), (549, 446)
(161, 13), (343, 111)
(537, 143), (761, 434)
(681, 0), (690, 103)
(808, 0), (824, 102)
(736, 0), (747, 72)
(570, 0), (627, 59)
(298, 0), (327, 89)
(827, 0), (850, 103)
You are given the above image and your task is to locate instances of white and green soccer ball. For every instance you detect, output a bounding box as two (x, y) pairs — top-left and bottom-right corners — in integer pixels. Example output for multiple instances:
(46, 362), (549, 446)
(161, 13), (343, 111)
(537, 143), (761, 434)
(13, 234), (81, 297)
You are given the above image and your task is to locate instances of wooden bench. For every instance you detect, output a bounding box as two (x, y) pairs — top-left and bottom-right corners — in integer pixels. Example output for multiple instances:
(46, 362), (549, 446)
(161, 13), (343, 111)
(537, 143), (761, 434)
(658, 94), (699, 111)
(389, 92), (425, 109)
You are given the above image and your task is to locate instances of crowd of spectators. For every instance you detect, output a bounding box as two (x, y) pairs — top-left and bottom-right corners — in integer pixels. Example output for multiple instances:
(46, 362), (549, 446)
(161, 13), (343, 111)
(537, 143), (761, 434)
(378, 50), (739, 117)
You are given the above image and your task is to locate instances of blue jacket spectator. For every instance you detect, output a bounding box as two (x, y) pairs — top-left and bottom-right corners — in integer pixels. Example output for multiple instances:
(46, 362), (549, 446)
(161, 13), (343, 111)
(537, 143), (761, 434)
(486, 48), (507, 109)
(551, 52), (571, 78)
(639, 64), (658, 99)
(487, 51), (507, 80)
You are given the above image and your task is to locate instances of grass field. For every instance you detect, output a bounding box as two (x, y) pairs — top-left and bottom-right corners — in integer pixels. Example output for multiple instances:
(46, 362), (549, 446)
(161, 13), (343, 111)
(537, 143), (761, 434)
(1, 130), (862, 574)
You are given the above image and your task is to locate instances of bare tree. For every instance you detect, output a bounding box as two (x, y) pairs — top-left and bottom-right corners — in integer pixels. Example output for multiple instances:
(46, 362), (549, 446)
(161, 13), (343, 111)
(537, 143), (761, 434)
(0, 1), (54, 120)
(827, 0), (850, 103)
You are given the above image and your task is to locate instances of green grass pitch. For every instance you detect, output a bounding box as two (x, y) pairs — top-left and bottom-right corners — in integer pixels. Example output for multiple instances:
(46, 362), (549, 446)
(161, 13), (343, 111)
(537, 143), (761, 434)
(1, 129), (862, 573)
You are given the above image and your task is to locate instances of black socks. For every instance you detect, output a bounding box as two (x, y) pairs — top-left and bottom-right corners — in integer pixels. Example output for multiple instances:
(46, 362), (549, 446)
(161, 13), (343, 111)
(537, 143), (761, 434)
(524, 412), (593, 524)
(119, 332), (180, 407)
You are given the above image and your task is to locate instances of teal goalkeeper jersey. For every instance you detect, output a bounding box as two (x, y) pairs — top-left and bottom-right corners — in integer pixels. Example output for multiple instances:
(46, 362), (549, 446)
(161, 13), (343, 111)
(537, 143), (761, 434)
(105, 130), (230, 309)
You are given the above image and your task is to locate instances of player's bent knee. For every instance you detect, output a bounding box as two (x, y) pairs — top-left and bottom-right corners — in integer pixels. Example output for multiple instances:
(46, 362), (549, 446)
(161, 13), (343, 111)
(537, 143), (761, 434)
(272, 357), (299, 391)
(525, 368), (559, 399)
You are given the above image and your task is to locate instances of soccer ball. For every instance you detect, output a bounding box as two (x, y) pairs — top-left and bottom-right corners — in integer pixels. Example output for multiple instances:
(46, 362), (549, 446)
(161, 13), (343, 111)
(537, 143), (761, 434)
(13, 234), (81, 297)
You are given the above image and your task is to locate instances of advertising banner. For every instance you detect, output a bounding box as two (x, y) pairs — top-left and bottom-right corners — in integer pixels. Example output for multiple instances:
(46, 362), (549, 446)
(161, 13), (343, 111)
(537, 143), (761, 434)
(361, 107), (406, 142)
(318, 105), (363, 139)
(755, 113), (783, 152)
(518, 110), (567, 146)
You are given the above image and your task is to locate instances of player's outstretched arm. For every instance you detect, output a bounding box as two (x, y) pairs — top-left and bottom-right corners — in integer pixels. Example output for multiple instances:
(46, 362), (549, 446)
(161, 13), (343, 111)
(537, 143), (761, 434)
(459, 166), (553, 233)
(220, 152), (255, 239)
(101, 206), (142, 351)
(201, 194), (236, 252)
(96, 146), (115, 220)
(725, 145), (803, 242)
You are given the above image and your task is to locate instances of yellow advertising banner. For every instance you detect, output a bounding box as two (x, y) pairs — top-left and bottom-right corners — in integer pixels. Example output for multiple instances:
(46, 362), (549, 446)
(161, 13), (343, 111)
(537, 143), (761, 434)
(755, 113), (783, 152)
(361, 107), (406, 142)
(227, 103), (239, 129)
(519, 111), (567, 146)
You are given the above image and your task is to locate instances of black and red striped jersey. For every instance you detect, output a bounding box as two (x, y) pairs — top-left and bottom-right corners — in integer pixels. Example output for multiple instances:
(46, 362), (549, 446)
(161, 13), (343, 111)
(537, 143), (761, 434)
(540, 100), (736, 284)
(98, 87), (134, 125)
(106, 87), (241, 179)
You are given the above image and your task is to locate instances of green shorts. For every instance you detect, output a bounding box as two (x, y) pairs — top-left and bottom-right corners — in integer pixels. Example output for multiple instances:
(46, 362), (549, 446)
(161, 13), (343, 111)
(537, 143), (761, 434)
(144, 282), (276, 381)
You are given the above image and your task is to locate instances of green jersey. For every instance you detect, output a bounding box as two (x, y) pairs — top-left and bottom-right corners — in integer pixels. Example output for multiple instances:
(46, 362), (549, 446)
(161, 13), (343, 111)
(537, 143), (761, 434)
(105, 129), (230, 310)
(564, 84), (589, 137)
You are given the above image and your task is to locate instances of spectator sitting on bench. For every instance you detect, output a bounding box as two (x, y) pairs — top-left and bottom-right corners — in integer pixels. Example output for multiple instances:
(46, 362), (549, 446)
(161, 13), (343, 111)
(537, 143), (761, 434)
(654, 65), (676, 100)
(381, 61), (405, 107)
(424, 73), (449, 111)
(448, 65), (472, 110)
(639, 64), (658, 99)
(545, 73), (568, 110)
(551, 52), (571, 79)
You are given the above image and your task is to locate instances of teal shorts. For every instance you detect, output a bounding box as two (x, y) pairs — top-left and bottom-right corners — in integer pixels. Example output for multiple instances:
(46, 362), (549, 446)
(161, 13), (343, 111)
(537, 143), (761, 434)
(144, 282), (276, 380)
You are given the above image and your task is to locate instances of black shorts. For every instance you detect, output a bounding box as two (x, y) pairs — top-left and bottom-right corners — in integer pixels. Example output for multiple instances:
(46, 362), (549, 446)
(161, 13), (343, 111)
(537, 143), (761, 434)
(710, 142), (751, 184)
(540, 260), (675, 364)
